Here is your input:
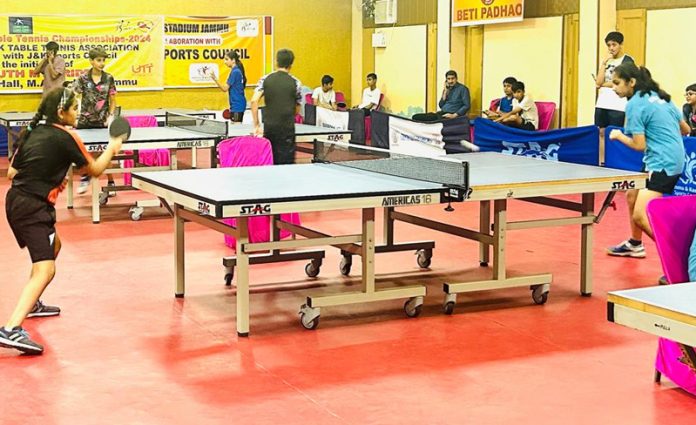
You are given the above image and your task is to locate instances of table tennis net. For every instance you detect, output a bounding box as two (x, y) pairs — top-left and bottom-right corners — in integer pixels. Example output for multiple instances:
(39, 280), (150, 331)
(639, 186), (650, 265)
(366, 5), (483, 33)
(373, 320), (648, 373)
(313, 141), (468, 188)
(165, 112), (228, 136)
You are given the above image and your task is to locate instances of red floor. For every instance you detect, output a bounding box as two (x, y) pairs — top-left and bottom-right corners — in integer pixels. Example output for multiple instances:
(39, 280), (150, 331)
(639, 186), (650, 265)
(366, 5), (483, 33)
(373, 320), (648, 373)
(1, 162), (695, 424)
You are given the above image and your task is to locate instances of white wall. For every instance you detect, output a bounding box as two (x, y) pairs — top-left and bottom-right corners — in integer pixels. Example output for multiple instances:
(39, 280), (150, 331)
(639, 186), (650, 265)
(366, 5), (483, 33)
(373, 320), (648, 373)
(646, 7), (696, 106)
(374, 25), (427, 116)
(482, 17), (563, 113)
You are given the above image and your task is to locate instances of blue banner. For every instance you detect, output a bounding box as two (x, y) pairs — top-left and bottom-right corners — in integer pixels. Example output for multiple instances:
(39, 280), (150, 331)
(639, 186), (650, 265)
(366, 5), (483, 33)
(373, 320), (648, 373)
(603, 125), (696, 195)
(472, 118), (599, 165)
(604, 125), (643, 172)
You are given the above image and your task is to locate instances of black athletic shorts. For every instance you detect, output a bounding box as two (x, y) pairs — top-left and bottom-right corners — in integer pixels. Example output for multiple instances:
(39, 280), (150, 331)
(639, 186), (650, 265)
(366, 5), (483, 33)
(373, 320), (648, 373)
(229, 111), (244, 123)
(594, 108), (625, 128)
(5, 188), (57, 263)
(646, 170), (681, 194)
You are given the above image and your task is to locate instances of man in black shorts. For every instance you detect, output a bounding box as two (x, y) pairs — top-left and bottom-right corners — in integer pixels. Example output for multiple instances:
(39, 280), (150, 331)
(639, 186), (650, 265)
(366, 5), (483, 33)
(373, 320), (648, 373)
(250, 48), (302, 164)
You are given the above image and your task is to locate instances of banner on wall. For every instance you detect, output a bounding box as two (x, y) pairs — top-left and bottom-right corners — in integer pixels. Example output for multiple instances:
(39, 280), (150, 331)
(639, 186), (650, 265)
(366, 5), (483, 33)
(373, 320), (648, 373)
(451, 0), (524, 27)
(0, 15), (164, 92)
(164, 16), (271, 88)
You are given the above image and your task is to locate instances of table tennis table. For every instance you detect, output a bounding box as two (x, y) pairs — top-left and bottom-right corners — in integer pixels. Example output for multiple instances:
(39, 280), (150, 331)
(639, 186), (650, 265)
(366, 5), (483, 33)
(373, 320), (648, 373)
(608, 283), (696, 347)
(69, 114), (353, 223)
(0, 108), (216, 158)
(131, 142), (645, 336)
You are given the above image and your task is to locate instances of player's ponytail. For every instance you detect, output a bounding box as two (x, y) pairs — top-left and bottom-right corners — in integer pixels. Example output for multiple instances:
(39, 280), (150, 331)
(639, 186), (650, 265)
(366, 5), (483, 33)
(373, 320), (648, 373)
(614, 63), (672, 102)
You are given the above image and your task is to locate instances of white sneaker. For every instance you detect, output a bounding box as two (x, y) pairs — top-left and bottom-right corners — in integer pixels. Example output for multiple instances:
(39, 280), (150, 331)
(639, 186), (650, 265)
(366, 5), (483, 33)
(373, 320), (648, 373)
(77, 177), (90, 194)
(107, 181), (117, 197)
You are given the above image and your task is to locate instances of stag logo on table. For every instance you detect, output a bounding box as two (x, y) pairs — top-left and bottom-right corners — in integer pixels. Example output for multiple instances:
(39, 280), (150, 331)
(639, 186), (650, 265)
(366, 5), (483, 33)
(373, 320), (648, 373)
(502, 141), (560, 161)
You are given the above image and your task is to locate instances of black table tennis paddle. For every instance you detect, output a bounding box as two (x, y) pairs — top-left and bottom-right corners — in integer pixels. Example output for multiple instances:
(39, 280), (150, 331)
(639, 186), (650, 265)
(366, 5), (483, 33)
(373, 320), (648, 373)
(109, 117), (131, 141)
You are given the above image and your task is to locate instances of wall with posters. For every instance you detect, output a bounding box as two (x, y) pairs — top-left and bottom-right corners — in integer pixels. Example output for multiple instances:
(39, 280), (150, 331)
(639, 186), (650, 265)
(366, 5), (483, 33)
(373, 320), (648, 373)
(1, 0), (351, 114)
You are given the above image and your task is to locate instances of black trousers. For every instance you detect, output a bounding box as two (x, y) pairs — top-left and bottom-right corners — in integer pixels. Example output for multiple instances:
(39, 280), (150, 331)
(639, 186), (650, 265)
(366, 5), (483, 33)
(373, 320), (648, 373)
(264, 123), (296, 165)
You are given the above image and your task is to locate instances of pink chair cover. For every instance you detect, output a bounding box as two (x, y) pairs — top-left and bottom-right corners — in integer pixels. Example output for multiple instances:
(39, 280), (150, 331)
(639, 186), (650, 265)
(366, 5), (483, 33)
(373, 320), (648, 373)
(335, 91), (347, 111)
(535, 101), (556, 131)
(122, 115), (167, 185)
(646, 195), (696, 395)
(218, 136), (301, 249)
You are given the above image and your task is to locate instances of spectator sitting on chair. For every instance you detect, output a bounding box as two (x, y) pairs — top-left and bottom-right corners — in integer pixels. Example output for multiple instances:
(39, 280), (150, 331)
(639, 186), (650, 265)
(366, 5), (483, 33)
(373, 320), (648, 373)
(312, 75), (337, 111)
(495, 81), (538, 131)
(353, 73), (381, 115)
(484, 76), (517, 119)
(683, 83), (696, 137)
(412, 70), (470, 122)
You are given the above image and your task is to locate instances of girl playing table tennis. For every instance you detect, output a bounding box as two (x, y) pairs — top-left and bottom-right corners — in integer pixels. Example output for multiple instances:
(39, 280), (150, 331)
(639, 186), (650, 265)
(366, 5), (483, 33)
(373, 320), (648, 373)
(0, 87), (125, 355)
(607, 63), (690, 255)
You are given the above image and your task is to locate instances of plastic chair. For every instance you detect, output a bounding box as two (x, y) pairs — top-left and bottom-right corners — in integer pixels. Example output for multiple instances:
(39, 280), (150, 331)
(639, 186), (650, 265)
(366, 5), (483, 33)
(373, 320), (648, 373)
(304, 93), (314, 105)
(218, 136), (300, 248)
(122, 115), (163, 185)
(646, 195), (696, 396)
(365, 93), (385, 144)
(335, 91), (347, 111)
(535, 101), (556, 131)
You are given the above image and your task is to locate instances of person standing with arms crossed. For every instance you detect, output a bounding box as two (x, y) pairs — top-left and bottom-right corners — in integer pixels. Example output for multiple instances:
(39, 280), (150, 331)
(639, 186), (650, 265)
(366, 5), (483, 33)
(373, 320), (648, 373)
(31, 41), (65, 99)
(210, 50), (248, 124)
(0, 87), (125, 355)
(72, 47), (118, 194)
(250, 49), (302, 164)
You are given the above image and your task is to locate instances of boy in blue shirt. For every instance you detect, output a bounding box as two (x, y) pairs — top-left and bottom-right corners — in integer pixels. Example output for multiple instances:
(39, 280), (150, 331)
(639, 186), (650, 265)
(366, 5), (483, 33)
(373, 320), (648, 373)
(485, 76), (517, 118)
(607, 63), (690, 257)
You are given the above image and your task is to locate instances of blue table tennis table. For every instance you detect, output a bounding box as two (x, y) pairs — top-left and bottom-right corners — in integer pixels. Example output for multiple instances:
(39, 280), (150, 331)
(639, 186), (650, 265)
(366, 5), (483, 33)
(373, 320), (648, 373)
(69, 114), (352, 223)
(132, 143), (645, 336)
(0, 108), (216, 158)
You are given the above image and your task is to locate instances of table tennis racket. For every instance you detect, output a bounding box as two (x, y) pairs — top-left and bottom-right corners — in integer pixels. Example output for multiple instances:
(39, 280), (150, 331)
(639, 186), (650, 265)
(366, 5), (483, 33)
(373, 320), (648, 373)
(109, 117), (131, 142)
(222, 109), (231, 120)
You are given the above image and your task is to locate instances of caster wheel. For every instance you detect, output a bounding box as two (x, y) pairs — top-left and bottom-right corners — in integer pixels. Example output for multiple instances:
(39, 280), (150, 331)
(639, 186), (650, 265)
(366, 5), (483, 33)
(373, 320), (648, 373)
(129, 206), (144, 221)
(416, 249), (432, 269)
(224, 271), (234, 286)
(404, 297), (423, 318)
(443, 301), (455, 315)
(305, 261), (320, 278)
(99, 192), (109, 206)
(339, 256), (352, 276)
(299, 304), (320, 330)
(532, 285), (549, 305)
(300, 313), (320, 330)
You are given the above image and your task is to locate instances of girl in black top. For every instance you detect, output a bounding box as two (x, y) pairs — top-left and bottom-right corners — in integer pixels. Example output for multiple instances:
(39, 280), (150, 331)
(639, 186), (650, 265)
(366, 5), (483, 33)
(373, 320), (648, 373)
(0, 87), (124, 355)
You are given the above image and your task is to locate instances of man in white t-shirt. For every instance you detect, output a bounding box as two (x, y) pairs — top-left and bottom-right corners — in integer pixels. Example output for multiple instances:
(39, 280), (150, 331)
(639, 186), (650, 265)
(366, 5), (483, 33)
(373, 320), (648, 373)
(312, 74), (337, 110)
(594, 31), (634, 163)
(496, 81), (538, 131)
(355, 73), (381, 115)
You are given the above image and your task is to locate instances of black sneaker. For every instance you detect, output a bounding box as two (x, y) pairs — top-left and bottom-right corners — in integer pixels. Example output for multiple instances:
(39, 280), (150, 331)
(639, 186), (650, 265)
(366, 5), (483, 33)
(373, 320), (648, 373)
(27, 300), (61, 318)
(0, 327), (44, 354)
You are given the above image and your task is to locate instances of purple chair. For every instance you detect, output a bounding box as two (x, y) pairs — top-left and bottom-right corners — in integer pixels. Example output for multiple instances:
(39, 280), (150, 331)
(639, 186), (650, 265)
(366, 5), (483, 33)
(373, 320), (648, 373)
(646, 195), (696, 395)
(122, 115), (168, 185)
(217, 136), (300, 249)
